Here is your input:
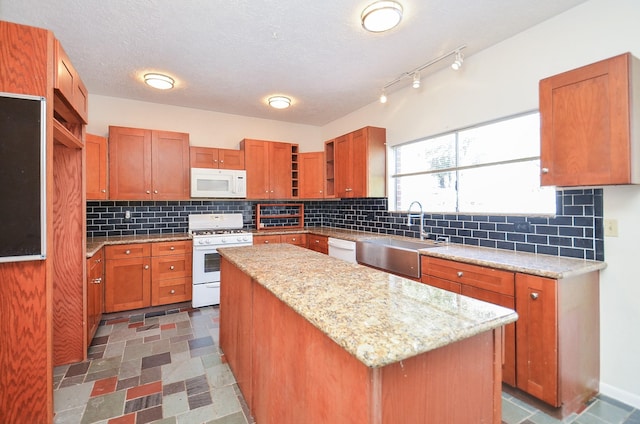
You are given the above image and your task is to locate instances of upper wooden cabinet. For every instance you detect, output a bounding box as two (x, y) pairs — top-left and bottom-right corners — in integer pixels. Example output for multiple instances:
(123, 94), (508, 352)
(540, 53), (640, 186)
(109, 126), (190, 200)
(325, 126), (386, 198)
(86, 134), (108, 199)
(53, 39), (88, 124)
(241, 139), (297, 199)
(299, 152), (324, 199)
(190, 146), (245, 170)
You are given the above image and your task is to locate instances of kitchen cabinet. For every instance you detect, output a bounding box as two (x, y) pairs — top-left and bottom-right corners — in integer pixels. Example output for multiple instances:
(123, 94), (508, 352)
(421, 256), (516, 386)
(299, 152), (324, 198)
(86, 249), (104, 346)
(105, 241), (193, 312)
(86, 133), (108, 199)
(190, 146), (245, 169)
(54, 39), (88, 124)
(151, 241), (193, 306)
(104, 243), (152, 312)
(108, 126), (190, 200)
(540, 53), (640, 186)
(253, 233), (307, 247)
(241, 139), (297, 199)
(325, 126), (386, 198)
(515, 272), (599, 414)
(307, 234), (328, 254)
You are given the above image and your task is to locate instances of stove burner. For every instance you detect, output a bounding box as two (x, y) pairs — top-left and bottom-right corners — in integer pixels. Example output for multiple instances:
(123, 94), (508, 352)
(192, 229), (249, 236)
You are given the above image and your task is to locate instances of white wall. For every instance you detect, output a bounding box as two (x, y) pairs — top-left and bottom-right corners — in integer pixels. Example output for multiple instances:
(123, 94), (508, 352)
(87, 95), (324, 151)
(87, 0), (640, 407)
(321, 0), (640, 408)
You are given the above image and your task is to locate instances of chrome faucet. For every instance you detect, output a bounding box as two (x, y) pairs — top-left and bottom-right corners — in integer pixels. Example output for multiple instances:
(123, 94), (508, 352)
(407, 201), (429, 240)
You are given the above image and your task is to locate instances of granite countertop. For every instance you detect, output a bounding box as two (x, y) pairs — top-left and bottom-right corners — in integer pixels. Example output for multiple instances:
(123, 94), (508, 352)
(218, 243), (518, 368)
(86, 233), (191, 257)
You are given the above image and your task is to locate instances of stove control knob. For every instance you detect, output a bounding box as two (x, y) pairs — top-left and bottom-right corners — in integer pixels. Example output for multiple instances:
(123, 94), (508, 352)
(221, 238), (227, 243)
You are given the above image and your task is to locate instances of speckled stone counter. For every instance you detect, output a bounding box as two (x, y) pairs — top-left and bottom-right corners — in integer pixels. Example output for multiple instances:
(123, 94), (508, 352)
(86, 233), (190, 258)
(218, 243), (517, 368)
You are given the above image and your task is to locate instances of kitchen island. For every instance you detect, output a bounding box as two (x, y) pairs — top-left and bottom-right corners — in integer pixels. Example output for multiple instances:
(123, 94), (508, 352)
(218, 243), (518, 424)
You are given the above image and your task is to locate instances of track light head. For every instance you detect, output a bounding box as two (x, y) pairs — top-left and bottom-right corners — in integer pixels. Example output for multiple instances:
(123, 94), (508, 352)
(451, 50), (464, 70)
(379, 90), (388, 103)
(412, 72), (420, 89)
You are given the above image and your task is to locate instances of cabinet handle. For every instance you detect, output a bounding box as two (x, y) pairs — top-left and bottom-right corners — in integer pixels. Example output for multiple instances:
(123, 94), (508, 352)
(92, 277), (102, 284)
(154, 190), (158, 194)
(457, 271), (464, 278)
(291, 238), (296, 242)
(170, 289), (175, 294)
(146, 190), (151, 194)
(170, 246), (175, 251)
(213, 159), (218, 163)
(144, 265), (149, 270)
(530, 292), (539, 300)
(101, 189), (106, 193)
(125, 250), (131, 255)
(264, 240), (269, 244)
(220, 160), (224, 163)
(95, 258), (101, 264)
(541, 168), (549, 174)
(170, 265), (175, 270)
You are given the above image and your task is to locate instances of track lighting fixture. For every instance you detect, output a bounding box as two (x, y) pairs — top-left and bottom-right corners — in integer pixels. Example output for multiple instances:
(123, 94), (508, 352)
(451, 50), (464, 70)
(377, 45), (466, 103)
(412, 72), (421, 89)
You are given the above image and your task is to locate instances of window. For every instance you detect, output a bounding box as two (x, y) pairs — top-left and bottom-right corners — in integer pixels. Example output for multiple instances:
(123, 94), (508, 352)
(390, 112), (556, 214)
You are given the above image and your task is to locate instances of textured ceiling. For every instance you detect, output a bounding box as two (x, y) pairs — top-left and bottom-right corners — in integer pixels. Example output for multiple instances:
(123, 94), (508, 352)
(1, 0), (587, 126)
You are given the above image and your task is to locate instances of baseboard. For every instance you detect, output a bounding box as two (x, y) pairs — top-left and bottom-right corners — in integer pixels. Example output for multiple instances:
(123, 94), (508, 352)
(600, 382), (640, 410)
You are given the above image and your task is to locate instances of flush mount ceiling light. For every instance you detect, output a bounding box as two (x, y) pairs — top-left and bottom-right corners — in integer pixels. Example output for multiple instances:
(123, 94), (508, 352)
(144, 73), (175, 90)
(451, 50), (464, 70)
(268, 96), (291, 109)
(377, 45), (466, 103)
(361, 1), (403, 33)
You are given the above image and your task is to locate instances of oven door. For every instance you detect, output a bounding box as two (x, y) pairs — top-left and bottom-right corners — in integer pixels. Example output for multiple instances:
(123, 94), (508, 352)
(192, 245), (221, 285)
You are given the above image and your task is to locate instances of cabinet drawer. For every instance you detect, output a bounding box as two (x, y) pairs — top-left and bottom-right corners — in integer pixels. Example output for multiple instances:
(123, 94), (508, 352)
(422, 256), (514, 296)
(282, 233), (306, 246)
(152, 255), (192, 280)
(152, 277), (192, 306)
(254, 234), (281, 245)
(151, 240), (192, 256)
(105, 243), (151, 260)
(307, 234), (328, 253)
(422, 276), (462, 294)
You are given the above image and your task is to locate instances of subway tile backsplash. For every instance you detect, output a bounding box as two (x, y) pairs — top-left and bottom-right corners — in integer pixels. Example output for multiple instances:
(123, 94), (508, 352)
(87, 188), (604, 261)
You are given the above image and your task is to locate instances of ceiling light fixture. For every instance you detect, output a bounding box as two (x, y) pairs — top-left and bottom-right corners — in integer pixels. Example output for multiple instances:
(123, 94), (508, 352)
(377, 45), (466, 102)
(268, 96), (291, 109)
(144, 73), (175, 90)
(451, 50), (464, 70)
(412, 72), (421, 89)
(361, 1), (403, 33)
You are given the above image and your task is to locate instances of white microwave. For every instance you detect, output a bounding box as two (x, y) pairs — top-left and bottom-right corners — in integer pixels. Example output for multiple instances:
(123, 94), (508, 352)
(190, 168), (247, 198)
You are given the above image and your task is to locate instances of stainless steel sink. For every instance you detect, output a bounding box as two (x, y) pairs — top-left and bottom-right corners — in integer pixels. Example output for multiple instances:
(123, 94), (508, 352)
(355, 237), (440, 279)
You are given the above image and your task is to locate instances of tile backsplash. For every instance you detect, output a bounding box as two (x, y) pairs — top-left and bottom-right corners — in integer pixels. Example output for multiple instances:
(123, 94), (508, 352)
(87, 188), (603, 261)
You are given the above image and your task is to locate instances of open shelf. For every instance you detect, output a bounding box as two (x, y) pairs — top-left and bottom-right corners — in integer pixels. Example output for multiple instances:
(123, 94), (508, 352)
(256, 203), (304, 230)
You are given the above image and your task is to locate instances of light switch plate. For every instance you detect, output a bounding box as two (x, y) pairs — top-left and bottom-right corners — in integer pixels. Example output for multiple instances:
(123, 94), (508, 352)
(604, 219), (619, 237)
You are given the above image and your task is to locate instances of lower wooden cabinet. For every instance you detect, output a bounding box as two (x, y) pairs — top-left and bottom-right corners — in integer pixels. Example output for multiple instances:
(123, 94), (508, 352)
(86, 248), (104, 346)
(307, 234), (328, 254)
(421, 255), (600, 415)
(104, 241), (192, 312)
(253, 233), (307, 247)
(421, 256), (516, 386)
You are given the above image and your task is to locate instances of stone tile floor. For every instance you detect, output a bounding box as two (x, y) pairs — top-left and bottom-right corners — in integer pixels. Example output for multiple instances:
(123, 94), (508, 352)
(53, 303), (640, 424)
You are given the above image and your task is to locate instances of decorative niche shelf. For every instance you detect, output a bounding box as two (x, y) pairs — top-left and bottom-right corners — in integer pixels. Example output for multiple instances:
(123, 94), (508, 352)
(256, 203), (304, 230)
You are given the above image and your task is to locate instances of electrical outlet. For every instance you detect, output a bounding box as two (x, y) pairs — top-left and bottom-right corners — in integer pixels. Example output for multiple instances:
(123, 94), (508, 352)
(604, 219), (619, 237)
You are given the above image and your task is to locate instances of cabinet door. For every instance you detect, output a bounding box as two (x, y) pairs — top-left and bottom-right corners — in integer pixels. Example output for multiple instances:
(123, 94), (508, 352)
(299, 152), (324, 199)
(349, 128), (368, 197)
(243, 140), (270, 198)
(269, 142), (292, 199)
(104, 256), (151, 312)
(109, 126), (153, 199)
(334, 134), (353, 197)
(540, 53), (632, 186)
(86, 134), (108, 199)
(86, 249), (104, 345)
(282, 234), (306, 246)
(190, 146), (219, 168)
(307, 234), (328, 254)
(515, 273), (559, 406)
(219, 149), (245, 169)
(152, 130), (190, 200)
(53, 40), (88, 124)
